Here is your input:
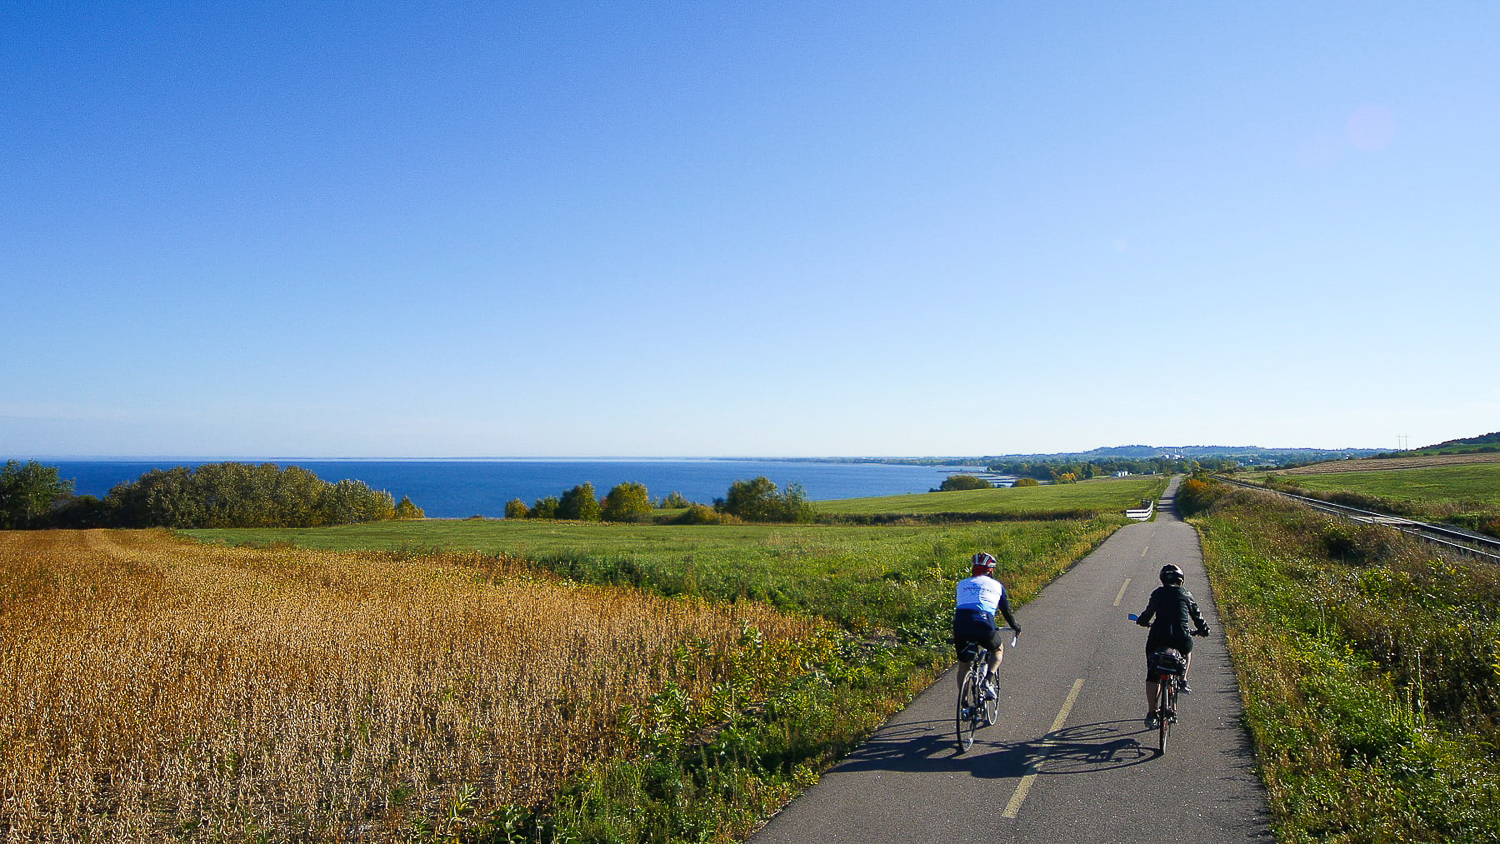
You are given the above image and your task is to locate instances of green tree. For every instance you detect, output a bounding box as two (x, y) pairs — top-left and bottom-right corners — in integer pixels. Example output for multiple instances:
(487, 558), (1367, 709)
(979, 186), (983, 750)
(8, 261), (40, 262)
(720, 477), (781, 522)
(393, 496), (425, 520)
(53, 494), (109, 528)
(779, 482), (816, 523)
(102, 462), (399, 528)
(0, 460), (75, 528)
(320, 479), (395, 525)
(530, 496), (560, 519)
(557, 483), (601, 521)
(504, 498), (530, 519)
(1011, 477), (1040, 488)
(601, 482), (653, 522)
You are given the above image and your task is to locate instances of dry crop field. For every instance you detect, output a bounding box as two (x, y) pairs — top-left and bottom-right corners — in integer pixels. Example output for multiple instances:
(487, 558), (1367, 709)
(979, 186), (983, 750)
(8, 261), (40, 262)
(0, 530), (819, 841)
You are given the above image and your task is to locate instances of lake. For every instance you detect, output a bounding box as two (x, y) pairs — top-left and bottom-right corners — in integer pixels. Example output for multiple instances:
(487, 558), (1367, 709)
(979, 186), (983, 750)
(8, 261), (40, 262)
(45, 458), (982, 519)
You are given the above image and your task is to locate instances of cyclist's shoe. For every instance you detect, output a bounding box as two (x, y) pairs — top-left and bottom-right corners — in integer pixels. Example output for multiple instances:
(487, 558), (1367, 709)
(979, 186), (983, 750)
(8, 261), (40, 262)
(1163, 708), (1177, 722)
(961, 706), (973, 720)
(981, 682), (997, 701)
(1145, 712), (1159, 729)
(1180, 683), (1193, 694)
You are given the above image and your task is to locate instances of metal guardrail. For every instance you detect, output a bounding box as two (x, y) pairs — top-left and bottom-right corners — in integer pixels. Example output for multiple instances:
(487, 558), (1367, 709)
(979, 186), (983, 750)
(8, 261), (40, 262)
(1125, 501), (1156, 521)
(1217, 476), (1500, 562)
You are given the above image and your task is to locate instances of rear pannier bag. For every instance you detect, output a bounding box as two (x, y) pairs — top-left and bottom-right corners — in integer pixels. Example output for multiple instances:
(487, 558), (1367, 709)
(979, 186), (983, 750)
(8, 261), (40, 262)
(1150, 648), (1188, 675)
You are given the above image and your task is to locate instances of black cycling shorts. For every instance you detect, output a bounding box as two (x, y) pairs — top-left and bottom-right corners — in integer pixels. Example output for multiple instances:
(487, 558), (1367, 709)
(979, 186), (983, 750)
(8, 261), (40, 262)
(953, 615), (1004, 660)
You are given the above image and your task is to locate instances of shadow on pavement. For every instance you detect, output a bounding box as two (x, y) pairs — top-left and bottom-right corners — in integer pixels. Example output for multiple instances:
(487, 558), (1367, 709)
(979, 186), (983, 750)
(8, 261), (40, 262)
(828, 718), (1159, 780)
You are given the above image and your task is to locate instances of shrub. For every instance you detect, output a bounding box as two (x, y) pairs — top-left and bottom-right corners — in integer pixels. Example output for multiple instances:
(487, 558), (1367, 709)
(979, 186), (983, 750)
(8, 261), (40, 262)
(672, 504), (740, 525)
(504, 498), (530, 520)
(936, 475), (992, 492)
(530, 497), (559, 520)
(1176, 474), (1226, 516)
(1011, 478), (1040, 488)
(658, 491), (691, 509)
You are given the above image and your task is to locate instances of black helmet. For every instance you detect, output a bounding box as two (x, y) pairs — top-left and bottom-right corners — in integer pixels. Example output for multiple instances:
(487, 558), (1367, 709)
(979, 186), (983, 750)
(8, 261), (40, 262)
(1159, 564), (1185, 585)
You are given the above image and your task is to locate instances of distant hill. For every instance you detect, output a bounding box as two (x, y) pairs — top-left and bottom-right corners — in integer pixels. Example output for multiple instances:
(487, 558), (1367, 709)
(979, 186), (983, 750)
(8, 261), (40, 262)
(1410, 431), (1500, 456)
(982, 444), (1382, 465)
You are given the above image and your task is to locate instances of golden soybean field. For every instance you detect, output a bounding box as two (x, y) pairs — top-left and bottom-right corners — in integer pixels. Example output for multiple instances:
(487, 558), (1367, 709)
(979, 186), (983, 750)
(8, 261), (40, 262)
(0, 530), (819, 841)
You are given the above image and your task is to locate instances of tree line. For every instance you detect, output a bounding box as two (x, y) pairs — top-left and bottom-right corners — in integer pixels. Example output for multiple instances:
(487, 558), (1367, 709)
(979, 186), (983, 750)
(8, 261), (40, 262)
(505, 476), (815, 525)
(988, 455), (1240, 482)
(3, 461), (820, 529)
(0, 460), (423, 529)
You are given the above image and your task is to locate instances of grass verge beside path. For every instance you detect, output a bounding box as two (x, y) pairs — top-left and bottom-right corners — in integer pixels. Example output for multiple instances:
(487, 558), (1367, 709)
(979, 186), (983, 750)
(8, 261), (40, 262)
(1180, 478), (1500, 841)
(182, 516), (1126, 841)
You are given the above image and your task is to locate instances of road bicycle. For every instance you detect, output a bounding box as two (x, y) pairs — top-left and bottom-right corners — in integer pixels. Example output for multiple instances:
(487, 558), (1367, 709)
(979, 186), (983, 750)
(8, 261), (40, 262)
(1129, 614), (1206, 756)
(954, 628), (1018, 753)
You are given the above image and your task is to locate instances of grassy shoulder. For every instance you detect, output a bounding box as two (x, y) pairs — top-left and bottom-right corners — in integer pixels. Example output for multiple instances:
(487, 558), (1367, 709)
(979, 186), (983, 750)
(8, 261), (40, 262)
(811, 474), (1169, 518)
(1181, 478), (1500, 840)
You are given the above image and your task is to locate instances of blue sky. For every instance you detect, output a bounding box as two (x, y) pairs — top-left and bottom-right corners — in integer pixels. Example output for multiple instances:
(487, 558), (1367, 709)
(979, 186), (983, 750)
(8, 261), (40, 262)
(3, 2), (1496, 458)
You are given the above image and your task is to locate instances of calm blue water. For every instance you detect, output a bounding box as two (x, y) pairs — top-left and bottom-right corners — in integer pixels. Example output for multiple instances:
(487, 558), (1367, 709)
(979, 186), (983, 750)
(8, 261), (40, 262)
(43, 459), (976, 519)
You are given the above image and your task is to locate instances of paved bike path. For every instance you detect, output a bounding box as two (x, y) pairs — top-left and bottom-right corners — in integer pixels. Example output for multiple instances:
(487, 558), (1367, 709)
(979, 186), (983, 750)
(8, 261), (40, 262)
(751, 477), (1272, 843)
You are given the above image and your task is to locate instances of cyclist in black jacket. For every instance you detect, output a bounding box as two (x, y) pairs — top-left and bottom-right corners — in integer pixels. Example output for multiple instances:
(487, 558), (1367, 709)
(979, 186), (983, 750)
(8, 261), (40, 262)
(1135, 564), (1210, 725)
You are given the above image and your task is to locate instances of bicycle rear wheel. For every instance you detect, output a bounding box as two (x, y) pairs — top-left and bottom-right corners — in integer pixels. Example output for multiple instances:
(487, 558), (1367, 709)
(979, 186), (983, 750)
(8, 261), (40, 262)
(956, 669), (979, 752)
(954, 674), (978, 752)
(1156, 679), (1171, 755)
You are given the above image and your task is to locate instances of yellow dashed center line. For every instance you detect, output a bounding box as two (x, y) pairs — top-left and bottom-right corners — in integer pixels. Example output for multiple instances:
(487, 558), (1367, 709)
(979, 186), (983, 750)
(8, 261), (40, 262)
(1003, 678), (1086, 819)
(1113, 578), (1131, 607)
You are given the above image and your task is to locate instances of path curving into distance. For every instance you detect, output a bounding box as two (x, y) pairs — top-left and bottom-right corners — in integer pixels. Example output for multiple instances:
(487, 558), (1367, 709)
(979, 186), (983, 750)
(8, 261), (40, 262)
(751, 476), (1272, 843)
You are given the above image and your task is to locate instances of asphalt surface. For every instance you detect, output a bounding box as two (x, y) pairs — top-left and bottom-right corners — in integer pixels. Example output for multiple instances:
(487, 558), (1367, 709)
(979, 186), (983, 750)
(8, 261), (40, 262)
(751, 477), (1272, 843)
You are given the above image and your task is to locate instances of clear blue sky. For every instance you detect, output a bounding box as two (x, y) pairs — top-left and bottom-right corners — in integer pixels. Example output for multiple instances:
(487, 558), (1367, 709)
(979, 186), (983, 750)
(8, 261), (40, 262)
(3, 2), (1496, 458)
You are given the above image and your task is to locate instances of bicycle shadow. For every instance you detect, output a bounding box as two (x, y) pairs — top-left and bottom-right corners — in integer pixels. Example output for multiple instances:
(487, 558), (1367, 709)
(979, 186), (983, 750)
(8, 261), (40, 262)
(828, 717), (1157, 780)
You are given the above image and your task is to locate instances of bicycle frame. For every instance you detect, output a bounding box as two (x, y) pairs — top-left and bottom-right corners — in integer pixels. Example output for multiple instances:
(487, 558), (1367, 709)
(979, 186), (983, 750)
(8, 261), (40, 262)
(955, 646), (996, 752)
(954, 630), (1016, 753)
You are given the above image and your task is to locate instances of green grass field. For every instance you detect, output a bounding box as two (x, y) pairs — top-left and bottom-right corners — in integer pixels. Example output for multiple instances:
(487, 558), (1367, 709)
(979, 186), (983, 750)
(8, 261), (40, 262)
(1281, 462), (1500, 507)
(811, 474), (1168, 517)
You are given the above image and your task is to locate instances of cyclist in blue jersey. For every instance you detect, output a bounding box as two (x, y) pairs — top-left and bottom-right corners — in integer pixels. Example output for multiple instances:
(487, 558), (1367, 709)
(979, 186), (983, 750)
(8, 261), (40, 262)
(953, 552), (1021, 697)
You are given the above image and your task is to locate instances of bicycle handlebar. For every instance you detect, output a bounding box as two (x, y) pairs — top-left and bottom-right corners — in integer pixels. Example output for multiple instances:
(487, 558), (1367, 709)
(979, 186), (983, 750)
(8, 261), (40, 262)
(1129, 613), (1209, 636)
